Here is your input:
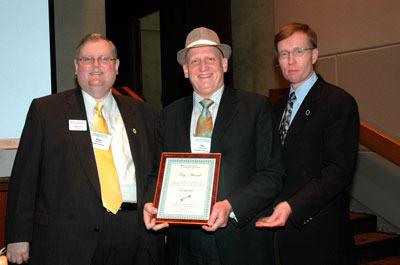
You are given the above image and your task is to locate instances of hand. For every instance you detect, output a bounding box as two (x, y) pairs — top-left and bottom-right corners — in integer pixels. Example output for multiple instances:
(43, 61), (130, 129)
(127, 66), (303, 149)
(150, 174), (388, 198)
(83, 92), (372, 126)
(143, 202), (169, 231)
(202, 199), (232, 232)
(255, 201), (292, 228)
(7, 242), (29, 264)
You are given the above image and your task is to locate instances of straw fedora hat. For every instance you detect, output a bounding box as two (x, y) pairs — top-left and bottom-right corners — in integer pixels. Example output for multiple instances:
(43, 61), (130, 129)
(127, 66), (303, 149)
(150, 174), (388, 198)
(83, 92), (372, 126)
(177, 27), (231, 65)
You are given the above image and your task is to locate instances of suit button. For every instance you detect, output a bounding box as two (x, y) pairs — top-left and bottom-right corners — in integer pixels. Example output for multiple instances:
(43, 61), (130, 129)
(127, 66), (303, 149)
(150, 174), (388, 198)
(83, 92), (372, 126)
(94, 227), (100, 233)
(68, 214), (74, 220)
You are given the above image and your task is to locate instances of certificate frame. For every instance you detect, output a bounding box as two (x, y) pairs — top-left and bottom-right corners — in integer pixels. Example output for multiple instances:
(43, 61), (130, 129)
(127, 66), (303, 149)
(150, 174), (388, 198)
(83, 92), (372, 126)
(154, 152), (221, 225)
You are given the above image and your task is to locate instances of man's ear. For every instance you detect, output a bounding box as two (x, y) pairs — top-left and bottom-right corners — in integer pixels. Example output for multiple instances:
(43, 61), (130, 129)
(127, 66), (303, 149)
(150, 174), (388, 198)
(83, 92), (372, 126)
(74, 59), (78, 75)
(312, 48), (319, 65)
(114, 59), (120, 75)
(183, 64), (189, 78)
(222, 58), (228, 73)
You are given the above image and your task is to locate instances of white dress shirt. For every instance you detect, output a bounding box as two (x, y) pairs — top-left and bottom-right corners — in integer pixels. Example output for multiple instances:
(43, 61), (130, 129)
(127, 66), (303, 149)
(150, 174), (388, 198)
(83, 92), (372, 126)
(82, 90), (137, 203)
(190, 86), (224, 153)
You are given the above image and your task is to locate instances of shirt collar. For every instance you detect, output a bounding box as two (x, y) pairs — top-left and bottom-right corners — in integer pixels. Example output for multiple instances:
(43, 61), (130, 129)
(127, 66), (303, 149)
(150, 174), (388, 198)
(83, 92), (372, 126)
(193, 85), (225, 107)
(290, 72), (317, 102)
(82, 89), (114, 116)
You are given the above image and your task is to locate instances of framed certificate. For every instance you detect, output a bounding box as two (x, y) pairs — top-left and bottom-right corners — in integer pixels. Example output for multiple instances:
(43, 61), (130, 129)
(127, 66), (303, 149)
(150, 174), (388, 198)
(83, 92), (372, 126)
(154, 152), (221, 225)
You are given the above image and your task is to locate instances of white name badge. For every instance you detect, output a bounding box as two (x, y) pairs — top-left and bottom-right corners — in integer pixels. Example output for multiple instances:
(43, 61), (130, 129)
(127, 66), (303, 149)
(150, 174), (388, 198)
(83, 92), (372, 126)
(191, 137), (212, 153)
(91, 131), (112, 151)
(69, 119), (87, 131)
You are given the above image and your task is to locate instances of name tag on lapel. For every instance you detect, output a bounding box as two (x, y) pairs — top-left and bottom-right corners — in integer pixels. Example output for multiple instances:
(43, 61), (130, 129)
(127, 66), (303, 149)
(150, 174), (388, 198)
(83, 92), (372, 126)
(69, 119), (87, 131)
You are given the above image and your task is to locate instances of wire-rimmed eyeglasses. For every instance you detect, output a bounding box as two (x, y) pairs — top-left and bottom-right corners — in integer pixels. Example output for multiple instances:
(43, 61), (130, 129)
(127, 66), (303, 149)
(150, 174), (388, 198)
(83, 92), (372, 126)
(278, 47), (314, 60)
(78, 56), (117, 65)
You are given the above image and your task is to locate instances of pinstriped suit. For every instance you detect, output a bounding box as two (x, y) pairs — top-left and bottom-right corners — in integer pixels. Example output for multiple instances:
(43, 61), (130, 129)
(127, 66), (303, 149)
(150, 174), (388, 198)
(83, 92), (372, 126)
(6, 89), (164, 265)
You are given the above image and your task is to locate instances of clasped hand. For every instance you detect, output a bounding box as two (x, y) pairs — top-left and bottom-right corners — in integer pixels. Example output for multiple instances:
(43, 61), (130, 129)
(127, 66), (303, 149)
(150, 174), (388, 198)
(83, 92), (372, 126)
(7, 242), (29, 264)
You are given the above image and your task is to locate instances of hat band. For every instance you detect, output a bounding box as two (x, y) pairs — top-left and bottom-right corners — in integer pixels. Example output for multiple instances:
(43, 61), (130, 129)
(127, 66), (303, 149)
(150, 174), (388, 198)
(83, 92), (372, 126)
(187, 39), (219, 48)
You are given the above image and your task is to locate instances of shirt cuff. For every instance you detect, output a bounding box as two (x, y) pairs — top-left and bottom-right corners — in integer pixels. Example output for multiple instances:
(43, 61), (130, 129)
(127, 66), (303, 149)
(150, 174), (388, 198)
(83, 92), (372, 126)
(229, 211), (238, 222)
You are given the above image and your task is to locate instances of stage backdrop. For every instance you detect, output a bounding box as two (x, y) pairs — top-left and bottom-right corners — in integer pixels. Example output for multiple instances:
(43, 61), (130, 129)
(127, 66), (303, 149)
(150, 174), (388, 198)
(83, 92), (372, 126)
(0, 0), (52, 149)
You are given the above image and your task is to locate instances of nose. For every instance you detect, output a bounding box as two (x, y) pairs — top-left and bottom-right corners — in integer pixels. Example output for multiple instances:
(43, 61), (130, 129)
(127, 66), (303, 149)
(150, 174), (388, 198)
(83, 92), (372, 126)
(92, 58), (101, 67)
(287, 53), (295, 65)
(199, 60), (208, 71)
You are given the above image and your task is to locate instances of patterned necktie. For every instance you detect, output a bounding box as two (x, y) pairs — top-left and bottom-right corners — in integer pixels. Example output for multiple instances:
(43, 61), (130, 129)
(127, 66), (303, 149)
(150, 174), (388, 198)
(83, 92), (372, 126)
(93, 103), (122, 214)
(279, 92), (297, 144)
(195, 99), (214, 138)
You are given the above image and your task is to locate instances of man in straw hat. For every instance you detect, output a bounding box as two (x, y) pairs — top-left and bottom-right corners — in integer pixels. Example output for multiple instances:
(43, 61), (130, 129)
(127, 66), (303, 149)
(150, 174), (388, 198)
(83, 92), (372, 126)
(143, 27), (284, 265)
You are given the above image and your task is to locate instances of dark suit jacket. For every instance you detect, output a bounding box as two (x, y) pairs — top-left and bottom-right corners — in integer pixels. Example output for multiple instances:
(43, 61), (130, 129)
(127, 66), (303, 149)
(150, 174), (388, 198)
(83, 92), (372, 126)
(151, 87), (284, 265)
(6, 89), (164, 265)
(273, 75), (359, 265)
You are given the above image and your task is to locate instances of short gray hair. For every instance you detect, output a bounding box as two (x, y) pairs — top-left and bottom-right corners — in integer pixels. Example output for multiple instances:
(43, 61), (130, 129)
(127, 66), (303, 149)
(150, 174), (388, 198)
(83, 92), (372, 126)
(75, 33), (117, 59)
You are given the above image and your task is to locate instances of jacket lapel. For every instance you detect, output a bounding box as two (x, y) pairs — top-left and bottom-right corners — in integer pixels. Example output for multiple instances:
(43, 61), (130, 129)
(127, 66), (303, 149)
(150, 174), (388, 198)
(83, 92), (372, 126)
(273, 90), (289, 130)
(180, 96), (193, 152)
(63, 89), (101, 197)
(211, 87), (238, 151)
(283, 77), (324, 155)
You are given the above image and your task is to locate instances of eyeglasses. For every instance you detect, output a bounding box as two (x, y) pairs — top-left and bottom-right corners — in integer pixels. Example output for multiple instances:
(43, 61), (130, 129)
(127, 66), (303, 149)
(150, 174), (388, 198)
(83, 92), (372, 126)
(78, 56), (117, 65)
(278, 47), (314, 60)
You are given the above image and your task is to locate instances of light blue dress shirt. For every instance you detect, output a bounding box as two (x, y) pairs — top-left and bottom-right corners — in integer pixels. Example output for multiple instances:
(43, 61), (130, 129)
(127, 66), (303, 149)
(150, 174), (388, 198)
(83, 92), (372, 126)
(288, 72), (318, 125)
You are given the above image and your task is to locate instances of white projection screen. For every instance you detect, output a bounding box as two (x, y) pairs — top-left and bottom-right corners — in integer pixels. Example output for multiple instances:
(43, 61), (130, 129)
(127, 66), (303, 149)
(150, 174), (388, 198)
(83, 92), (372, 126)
(0, 1), (53, 149)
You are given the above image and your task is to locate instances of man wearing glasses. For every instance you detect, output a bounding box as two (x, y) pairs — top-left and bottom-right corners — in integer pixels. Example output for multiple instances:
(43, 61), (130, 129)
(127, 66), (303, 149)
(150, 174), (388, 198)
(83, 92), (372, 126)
(6, 33), (164, 265)
(257, 23), (359, 265)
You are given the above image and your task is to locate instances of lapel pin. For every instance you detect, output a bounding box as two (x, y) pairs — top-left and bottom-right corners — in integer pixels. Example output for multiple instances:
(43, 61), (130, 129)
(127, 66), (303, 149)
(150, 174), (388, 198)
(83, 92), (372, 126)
(305, 109), (311, 116)
(132, 128), (137, 134)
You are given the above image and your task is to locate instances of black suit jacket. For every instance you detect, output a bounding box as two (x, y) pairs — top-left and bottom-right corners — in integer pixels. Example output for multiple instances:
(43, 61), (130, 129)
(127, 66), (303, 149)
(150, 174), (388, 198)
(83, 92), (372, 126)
(6, 89), (164, 265)
(151, 87), (284, 265)
(273, 75), (359, 265)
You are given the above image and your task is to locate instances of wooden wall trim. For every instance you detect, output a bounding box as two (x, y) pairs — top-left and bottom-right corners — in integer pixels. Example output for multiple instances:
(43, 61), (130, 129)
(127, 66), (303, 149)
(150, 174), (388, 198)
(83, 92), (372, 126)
(0, 139), (19, 150)
(269, 88), (287, 104)
(360, 122), (400, 167)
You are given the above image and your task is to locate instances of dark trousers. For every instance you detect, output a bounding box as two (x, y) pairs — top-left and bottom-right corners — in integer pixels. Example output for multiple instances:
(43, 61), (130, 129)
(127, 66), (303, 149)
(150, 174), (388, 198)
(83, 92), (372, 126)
(176, 228), (221, 265)
(90, 209), (152, 265)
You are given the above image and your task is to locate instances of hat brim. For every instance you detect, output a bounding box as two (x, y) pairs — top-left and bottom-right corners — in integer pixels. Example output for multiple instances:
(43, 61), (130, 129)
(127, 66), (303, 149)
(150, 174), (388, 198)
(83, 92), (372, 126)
(177, 44), (231, 66)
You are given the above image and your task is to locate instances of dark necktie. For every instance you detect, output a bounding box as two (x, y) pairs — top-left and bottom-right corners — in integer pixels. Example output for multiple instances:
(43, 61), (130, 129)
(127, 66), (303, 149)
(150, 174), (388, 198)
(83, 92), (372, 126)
(279, 92), (297, 144)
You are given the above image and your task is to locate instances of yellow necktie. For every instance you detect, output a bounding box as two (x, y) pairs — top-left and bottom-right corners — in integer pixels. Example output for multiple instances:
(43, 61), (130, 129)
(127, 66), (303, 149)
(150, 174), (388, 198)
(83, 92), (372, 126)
(93, 103), (122, 214)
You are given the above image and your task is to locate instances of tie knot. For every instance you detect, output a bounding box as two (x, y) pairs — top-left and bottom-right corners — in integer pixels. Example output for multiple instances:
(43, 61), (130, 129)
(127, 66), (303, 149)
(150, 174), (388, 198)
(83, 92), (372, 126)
(200, 99), (214, 109)
(95, 103), (104, 115)
(289, 92), (297, 102)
